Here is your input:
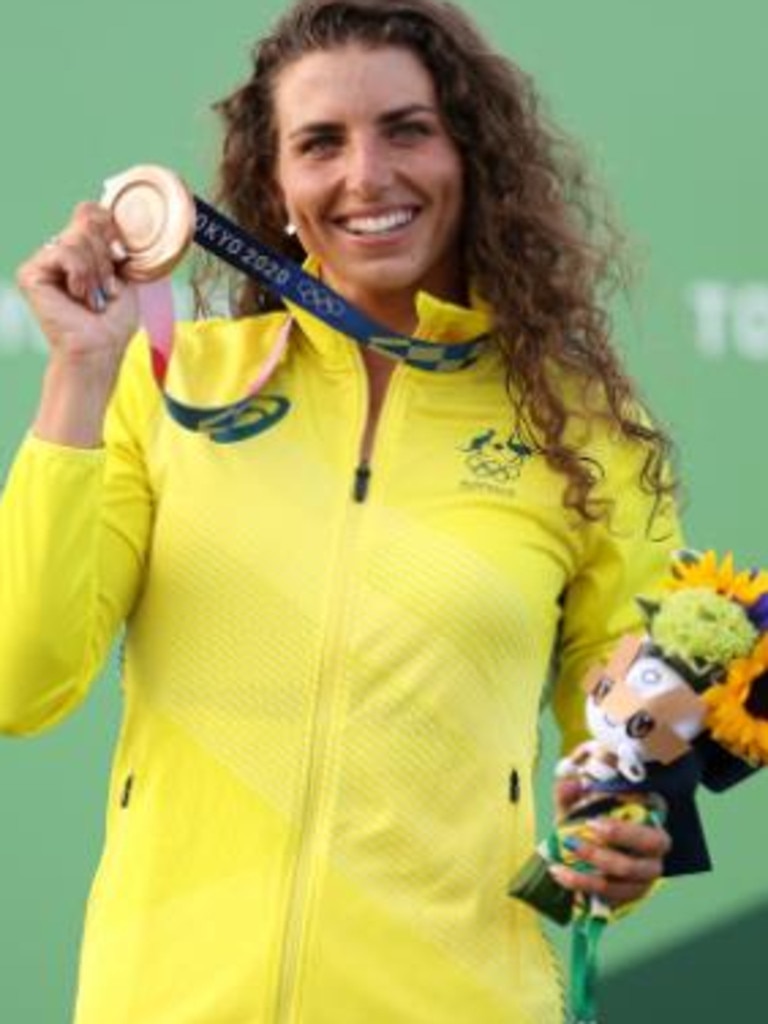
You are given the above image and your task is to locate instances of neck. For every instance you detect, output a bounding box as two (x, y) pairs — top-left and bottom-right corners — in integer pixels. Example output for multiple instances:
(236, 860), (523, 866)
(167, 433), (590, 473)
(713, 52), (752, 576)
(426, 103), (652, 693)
(337, 286), (421, 336)
(319, 271), (468, 337)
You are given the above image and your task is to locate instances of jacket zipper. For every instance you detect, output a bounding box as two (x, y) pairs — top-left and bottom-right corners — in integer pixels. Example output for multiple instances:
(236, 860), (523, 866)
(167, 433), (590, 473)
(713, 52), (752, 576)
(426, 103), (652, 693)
(353, 461), (371, 503)
(273, 356), (400, 1022)
(273, 504), (363, 1023)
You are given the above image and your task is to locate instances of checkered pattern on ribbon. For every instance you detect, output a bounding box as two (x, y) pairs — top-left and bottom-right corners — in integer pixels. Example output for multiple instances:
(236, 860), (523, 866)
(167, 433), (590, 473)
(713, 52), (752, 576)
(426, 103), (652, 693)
(367, 335), (485, 372)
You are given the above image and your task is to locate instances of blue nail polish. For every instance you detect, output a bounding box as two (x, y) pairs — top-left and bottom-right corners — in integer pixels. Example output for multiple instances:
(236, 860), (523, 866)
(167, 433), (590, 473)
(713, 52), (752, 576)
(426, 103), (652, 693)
(562, 837), (581, 853)
(92, 287), (107, 312)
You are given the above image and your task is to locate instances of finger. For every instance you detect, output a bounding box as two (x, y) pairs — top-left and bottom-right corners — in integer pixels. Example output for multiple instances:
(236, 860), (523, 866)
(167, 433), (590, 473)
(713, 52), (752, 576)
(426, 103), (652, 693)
(565, 837), (662, 884)
(71, 202), (126, 299)
(109, 236), (129, 264)
(53, 235), (106, 311)
(553, 775), (586, 818)
(18, 236), (91, 306)
(76, 200), (130, 264)
(589, 817), (672, 858)
(601, 880), (653, 907)
(80, 231), (120, 301)
(549, 864), (650, 906)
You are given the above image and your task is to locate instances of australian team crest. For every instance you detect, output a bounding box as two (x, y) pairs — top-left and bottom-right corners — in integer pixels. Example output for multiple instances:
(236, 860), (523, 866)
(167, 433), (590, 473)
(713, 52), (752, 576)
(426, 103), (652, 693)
(458, 428), (535, 492)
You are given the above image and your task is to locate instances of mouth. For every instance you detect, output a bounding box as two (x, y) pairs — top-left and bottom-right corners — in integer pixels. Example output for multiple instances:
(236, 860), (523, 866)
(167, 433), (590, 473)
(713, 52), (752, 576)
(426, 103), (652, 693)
(334, 206), (420, 237)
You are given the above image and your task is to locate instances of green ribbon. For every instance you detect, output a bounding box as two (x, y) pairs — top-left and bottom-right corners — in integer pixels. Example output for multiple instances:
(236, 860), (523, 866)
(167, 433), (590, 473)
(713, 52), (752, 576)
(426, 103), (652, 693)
(570, 902), (610, 1024)
(546, 796), (665, 1024)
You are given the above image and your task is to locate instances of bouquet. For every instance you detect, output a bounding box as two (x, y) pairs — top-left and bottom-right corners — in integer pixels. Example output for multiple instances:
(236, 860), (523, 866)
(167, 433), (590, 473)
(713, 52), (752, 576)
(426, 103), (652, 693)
(510, 550), (768, 1023)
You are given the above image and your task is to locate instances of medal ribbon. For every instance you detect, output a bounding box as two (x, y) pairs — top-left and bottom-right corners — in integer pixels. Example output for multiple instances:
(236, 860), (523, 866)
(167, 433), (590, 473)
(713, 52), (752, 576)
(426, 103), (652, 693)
(544, 799), (666, 1024)
(570, 902), (609, 1024)
(139, 197), (488, 443)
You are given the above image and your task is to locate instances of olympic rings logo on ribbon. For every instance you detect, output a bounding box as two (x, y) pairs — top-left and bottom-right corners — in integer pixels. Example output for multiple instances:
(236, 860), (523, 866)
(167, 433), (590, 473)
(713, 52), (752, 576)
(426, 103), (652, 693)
(297, 280), (345, 319)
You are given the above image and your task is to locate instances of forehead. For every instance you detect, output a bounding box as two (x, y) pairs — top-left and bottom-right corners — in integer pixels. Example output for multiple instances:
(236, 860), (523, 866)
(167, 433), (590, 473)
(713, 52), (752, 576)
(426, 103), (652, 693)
(273, 44), (439, 130)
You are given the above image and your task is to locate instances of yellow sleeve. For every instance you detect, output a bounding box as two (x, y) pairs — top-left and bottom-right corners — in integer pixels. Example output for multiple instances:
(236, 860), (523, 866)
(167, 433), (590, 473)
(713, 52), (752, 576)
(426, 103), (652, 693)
(551, 435), (684, 755)
(0, 336), (159, 736)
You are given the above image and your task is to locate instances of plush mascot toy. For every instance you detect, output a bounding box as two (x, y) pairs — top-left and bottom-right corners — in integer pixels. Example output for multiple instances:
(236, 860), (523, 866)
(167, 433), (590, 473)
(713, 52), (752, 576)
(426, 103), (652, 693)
(509, 550), (768, 1023)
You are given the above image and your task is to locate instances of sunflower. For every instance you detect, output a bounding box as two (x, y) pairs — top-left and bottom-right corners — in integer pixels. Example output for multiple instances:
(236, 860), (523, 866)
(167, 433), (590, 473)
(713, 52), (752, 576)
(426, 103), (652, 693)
(702, 633), (768, 765)
(668, 550), (768, 609)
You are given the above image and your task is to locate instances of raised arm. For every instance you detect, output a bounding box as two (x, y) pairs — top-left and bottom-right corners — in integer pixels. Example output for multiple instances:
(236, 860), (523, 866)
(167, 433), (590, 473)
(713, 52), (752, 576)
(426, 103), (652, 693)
(0, 203), (154, 735)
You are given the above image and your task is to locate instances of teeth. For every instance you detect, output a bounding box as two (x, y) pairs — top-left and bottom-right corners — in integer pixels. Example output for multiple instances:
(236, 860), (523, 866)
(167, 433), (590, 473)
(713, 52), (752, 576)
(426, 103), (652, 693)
(343, 209), (415, 236)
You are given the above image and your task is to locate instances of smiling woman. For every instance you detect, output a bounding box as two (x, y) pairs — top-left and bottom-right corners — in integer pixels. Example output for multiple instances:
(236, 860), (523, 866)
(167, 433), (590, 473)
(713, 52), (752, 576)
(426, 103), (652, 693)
(273, 45), (465, 332)
(1, 1), (681, 1023)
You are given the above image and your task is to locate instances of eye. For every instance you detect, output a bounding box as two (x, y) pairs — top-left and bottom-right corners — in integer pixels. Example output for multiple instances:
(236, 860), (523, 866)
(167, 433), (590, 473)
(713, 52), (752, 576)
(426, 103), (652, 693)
(639, 666), (663, 688)
(388, 120), (433, 143)
(626, 711), (655, 739)
(628, 656), (678, 697)
(592, 676), (613, 704)
(298, 132), (343, 157)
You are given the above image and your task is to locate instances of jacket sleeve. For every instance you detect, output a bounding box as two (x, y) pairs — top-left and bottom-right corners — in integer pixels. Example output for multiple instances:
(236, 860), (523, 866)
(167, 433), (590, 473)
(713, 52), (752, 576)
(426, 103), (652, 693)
(0, 337), (158, 736)
(551, 436), (684, 756)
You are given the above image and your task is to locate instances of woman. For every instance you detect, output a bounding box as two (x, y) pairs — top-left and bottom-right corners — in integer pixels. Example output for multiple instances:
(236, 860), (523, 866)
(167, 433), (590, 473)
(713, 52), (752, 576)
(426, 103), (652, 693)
(2, 1), (675, 1021)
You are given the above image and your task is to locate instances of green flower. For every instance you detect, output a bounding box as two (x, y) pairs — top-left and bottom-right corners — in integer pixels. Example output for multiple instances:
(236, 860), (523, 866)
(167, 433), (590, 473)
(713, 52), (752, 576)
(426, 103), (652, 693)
(650, 588), (757, 675)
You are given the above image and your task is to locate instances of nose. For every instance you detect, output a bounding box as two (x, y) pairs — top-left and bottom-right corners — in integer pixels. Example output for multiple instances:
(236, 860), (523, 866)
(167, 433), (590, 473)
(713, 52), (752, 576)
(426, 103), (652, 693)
(345, 134), (393, 197)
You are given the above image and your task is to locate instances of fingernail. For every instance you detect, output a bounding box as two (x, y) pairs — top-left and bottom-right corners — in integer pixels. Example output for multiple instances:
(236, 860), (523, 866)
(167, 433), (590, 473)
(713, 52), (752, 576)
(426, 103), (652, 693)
(110, 239), (128, 261)
(92, 287), (107, 312)
(562, 836), (581, 853)
(549, 865), (570, 885)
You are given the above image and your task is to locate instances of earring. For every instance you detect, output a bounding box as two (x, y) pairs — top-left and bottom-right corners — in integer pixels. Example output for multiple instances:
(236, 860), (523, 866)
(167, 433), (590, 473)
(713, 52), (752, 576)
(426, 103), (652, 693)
(285, 221), (297, 237)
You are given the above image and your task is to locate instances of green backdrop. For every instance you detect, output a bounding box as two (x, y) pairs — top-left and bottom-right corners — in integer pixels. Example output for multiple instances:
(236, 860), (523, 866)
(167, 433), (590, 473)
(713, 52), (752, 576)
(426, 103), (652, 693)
(2, 1), (767, 1020)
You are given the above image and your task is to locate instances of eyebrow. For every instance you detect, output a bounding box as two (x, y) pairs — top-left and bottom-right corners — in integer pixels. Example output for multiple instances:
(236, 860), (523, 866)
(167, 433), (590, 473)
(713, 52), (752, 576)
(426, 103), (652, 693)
(288, 103), (438, 139)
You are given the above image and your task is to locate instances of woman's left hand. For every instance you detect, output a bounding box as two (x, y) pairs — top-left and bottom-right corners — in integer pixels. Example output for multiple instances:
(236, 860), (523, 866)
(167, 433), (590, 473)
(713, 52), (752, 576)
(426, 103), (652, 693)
(548, 777), (672, 909)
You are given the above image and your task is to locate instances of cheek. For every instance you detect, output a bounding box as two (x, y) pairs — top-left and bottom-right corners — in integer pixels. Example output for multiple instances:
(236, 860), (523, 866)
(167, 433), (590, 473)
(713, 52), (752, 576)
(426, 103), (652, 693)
(436, 167), (465, 240)
(437, 158), (464, 208)
(413, 145), (463, 205)
(275, 156), (322, 220)
(277, 173), (310, 218)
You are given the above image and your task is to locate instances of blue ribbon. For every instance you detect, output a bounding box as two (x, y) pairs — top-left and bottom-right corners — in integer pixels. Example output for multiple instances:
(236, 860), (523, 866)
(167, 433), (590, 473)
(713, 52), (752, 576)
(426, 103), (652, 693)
(161, 199), (488, 443)
(192, 198), (487, 372)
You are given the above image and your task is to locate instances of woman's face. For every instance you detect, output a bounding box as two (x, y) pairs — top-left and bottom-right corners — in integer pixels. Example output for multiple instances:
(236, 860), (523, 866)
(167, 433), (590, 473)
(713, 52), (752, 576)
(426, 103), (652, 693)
(273, 43), (465, 325)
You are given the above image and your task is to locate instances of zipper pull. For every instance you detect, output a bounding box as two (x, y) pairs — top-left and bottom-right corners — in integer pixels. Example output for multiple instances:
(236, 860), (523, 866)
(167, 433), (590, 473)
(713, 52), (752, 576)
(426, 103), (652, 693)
(353, 461), (371, 503)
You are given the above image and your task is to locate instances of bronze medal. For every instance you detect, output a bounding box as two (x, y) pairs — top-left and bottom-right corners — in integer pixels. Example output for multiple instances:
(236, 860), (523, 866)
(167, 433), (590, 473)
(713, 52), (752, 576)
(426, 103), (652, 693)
(101, 165), (195, 281)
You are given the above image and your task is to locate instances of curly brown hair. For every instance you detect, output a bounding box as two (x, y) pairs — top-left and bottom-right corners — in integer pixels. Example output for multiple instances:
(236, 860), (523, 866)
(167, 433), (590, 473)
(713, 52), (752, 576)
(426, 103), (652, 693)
(194, 0), (676, 524)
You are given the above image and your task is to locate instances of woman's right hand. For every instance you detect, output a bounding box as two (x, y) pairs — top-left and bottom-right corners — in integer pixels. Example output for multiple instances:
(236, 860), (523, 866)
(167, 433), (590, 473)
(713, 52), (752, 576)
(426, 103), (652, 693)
(17, 201), (139, 367)
(17, 201), (141, 446)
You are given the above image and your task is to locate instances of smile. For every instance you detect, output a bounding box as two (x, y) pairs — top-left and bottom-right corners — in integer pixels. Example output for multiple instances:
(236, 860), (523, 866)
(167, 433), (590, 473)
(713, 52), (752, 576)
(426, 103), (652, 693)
(337, 207), (418, 237)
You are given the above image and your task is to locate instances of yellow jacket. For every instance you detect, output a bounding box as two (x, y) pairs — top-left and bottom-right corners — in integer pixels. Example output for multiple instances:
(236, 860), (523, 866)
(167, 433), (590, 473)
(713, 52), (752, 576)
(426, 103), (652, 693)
(0, 288), (679, 1023)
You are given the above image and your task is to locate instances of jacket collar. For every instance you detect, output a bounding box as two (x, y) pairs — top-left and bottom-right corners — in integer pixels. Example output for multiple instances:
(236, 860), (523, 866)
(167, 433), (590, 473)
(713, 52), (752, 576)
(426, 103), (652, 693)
(284, 255), (493, 370)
